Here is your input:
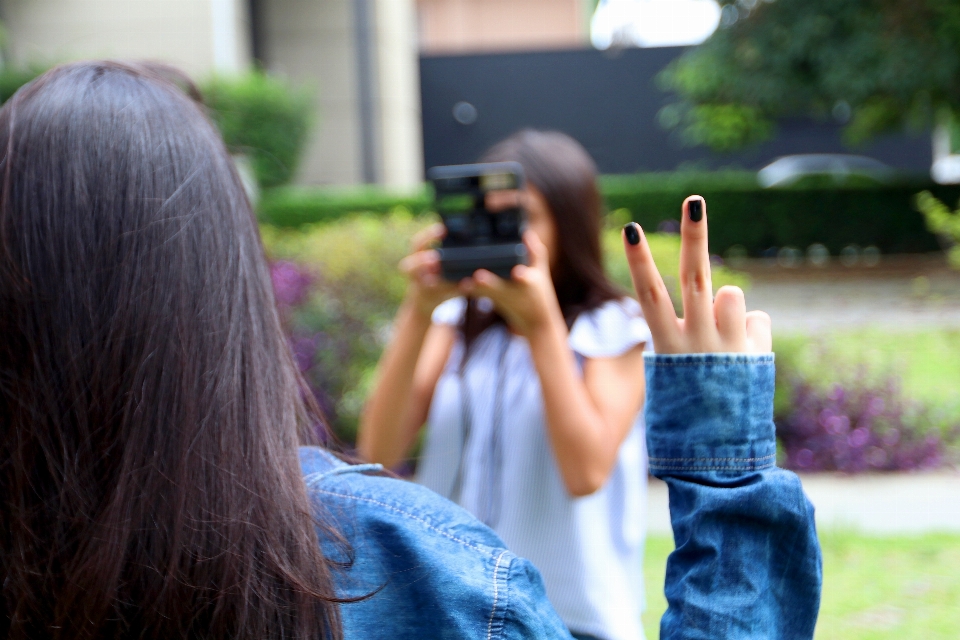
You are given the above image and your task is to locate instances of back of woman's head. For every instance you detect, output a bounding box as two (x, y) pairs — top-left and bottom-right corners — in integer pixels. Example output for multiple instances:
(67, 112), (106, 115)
(0, 61), (340, 639)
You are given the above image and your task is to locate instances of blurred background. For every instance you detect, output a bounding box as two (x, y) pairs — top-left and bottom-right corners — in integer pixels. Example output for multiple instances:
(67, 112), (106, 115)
(1, 0), (958, 636)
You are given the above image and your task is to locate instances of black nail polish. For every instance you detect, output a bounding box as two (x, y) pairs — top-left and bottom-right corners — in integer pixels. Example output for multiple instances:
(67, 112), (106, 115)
(623, 222), (640, 245)
(688, 199), (703, 222)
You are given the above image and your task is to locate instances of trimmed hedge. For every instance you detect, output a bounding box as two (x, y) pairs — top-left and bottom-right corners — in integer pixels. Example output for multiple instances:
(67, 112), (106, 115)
(258, 186), (431, 227)
(601, 172), (960, 255)
(257, 173), (960, 255)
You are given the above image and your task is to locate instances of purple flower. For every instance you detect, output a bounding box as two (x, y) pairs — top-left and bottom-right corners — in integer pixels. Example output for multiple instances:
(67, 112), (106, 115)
(847, 427), (869, 448)
(271, 260), (313, 308)
(776, 374), (957, 474)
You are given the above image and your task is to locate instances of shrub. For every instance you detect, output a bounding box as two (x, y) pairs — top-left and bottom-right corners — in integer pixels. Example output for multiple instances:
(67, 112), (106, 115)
(263, 211), (422, 443)
(915, 190), (960, 268)
(257, 174), (960, 257)
(0, 65), (45, 103)
(774, 338), (959, 473)
(259, 186), (431, 227)
(602, 172), (960, 257)
(777, 376), (953, 473)
(202, 72), (313, 189)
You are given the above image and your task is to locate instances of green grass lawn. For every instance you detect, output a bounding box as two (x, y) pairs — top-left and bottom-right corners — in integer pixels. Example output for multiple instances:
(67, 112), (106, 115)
(642, 532), (960, 639)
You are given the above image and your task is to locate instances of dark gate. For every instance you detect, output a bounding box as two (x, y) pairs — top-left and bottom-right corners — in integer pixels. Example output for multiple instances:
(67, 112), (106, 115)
(419, 47), (931, 175)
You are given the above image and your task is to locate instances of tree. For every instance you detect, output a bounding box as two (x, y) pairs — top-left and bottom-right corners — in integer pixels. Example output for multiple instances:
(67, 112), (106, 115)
(658, 0), (960, 151)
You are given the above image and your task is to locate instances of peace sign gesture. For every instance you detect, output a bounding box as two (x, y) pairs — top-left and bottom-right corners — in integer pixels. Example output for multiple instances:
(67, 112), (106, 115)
(622, 196), (772, 354)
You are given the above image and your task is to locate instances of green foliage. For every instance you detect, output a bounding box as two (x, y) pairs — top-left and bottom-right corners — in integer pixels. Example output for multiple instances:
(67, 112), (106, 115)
(915, 191), (960, 268)
(262, 212), (424, 442)
(258, 174), (960, 256)
(602, 208), (750, 309)
(660, 0), (960, 150)
(774, 329), (960, 421)
(0, 66), (46, 103)
(202, 73), (313, 189)
(602, 173), (960, 256)
(259, 186), (432, 227)
(681, 104), (774, 151)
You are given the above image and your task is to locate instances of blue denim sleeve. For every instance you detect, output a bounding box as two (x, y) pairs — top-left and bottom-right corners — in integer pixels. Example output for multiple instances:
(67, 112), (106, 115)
(644, 354), (822, 640)
(499, 556), (574, 639)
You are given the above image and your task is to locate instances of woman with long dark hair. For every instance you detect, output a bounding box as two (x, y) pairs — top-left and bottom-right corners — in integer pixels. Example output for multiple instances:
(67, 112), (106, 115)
(359, 130), (651, 640)
(0, 61), (569, 640)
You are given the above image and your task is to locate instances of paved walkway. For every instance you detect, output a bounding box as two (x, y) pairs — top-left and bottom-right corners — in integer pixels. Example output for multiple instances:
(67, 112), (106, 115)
(738, 255), (960, 334)
(646, 472), (960, 535)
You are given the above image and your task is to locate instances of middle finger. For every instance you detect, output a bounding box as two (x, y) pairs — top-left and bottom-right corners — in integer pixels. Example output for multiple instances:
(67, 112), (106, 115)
(679, 196), (714, 340)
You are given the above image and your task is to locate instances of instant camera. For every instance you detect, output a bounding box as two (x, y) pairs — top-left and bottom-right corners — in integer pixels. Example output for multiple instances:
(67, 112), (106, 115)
(427, 162), (529, 281)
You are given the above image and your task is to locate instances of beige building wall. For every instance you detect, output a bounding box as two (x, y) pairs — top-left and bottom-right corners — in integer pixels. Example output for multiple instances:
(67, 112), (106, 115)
(416, 0), (590, 53)
(259, 0), (364, 186)
(0, 0), (251, 77)
(375, 0), (423, 187)
(260, 0), (423, 187)
(0, 0), (425, 188)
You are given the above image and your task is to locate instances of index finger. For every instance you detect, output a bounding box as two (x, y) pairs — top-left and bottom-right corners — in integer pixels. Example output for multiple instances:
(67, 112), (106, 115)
(622, 223), (679, 351)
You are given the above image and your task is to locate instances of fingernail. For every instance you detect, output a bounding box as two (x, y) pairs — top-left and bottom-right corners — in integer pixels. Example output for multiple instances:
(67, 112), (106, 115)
(688, 199), (703, 222)
(623, 222), (641, 245)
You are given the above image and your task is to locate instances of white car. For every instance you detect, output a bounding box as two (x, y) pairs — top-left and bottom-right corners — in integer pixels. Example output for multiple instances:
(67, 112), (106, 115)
(757, 154), (893, 187)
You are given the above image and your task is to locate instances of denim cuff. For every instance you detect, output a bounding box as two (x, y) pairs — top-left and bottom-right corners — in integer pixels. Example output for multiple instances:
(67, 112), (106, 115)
(644, 353), (776, 475)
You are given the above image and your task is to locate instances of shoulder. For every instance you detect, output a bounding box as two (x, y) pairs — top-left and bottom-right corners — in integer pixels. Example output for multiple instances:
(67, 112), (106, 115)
(298, 447), (571, 639)
(431, 297), (466, 326)
(568, 297), (652, 359)
(300, 446), (505, 552)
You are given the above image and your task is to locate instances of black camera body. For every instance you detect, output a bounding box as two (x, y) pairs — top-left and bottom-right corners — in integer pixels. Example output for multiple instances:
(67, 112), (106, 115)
(427, 162), (528, 281)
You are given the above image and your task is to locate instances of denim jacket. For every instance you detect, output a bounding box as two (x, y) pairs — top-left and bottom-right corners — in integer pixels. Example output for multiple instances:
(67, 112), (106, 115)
(299, 353), (822, 639)
(644, 354), (821, 639)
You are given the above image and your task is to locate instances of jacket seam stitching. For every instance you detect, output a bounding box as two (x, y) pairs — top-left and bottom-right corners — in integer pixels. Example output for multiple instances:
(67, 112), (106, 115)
(648, 455), (776, 462)
(303, 464), (383, 484)
(650, 463), (775, 471)
(487, 550), (509, 640)
(647, 360), (773, 367)
(309, 488), (493, 554)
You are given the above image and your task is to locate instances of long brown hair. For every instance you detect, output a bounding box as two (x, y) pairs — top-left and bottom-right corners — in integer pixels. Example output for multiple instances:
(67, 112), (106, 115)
(463, 129), (621, 346)
(0, 62), (342, 639)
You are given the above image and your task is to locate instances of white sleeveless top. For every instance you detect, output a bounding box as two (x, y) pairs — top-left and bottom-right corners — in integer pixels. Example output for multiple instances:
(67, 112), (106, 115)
(417, 297), (651, 640)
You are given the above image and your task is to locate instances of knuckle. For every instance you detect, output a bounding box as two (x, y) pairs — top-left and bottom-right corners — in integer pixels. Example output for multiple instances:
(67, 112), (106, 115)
(680, 270), (711, 294)
(636, 282), (667, 305)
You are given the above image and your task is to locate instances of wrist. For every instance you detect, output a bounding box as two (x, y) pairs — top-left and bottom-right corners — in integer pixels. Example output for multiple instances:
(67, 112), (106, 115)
(525, 304), (568, 347)
(403, 286), (441, 321)
(644, 353), (777, 476)
(399, 295), (436, 329)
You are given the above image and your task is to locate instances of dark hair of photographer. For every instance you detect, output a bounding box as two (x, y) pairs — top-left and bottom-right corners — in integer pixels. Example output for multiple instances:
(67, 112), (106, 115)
(461, 129), (621, 347)
(0, 62), (344, 640)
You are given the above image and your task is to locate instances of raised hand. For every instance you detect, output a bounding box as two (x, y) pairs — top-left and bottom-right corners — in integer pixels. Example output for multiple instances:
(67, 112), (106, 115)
(622, 196), (771, 354)
(399, 223), (459, 318)
(460, 230), (562, 338)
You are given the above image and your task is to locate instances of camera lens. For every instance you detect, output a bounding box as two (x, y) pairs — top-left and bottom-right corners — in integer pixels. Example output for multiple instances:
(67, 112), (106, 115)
(471, 214), (492, 241)
(445, 214), (469, 240)
(495, 213), (519, 237)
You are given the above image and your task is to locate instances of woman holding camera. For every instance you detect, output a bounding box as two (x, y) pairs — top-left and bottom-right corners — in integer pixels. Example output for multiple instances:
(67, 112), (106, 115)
(359, 131), (651, 640)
